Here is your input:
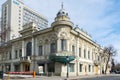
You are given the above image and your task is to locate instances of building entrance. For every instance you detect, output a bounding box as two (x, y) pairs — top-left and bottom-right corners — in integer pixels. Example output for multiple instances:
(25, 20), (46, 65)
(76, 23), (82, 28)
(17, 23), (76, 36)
(95, 65), (98, 75)
(24, 64), (30, 71)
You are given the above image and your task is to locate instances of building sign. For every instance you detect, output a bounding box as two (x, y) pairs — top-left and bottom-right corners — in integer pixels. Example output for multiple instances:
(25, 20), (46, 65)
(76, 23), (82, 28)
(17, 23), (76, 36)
(38, 66), (43, 74)
(13, 0), (19, 5)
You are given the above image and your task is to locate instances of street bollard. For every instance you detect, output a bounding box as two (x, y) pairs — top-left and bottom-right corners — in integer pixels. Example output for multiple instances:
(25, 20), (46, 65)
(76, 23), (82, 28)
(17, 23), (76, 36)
(8, 72), (10, 80)
(33, 71), (36, 78)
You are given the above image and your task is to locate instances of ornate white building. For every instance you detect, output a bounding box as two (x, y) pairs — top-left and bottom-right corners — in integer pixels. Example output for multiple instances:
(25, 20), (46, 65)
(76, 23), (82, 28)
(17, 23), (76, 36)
(0, 5), (111, 77)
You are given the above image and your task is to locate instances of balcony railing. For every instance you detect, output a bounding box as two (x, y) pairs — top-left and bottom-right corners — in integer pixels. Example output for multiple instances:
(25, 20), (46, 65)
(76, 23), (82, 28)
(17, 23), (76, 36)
(20, 56), (31, 63)
(50, 51), (75, 56)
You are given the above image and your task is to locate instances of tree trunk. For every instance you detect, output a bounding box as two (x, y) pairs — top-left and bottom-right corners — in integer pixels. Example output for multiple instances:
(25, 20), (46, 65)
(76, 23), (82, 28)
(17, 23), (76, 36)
(104, 56), (110, 74)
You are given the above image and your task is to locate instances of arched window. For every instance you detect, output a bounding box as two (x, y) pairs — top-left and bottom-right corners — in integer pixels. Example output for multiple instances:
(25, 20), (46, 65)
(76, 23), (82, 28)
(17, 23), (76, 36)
(26, 42), (32, 56)
(51, 41), (57, 53)
(61, 39), (67, 51)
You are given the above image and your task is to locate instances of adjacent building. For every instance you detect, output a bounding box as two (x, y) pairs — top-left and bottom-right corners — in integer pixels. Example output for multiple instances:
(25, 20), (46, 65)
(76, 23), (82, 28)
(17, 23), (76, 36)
(1, 0), (48, 42)
(0, 4), (111, 77)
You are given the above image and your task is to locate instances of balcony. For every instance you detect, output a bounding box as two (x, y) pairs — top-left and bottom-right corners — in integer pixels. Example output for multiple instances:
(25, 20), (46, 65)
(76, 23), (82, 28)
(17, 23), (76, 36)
(20, 56), (31, 63)
(94, 60), (100, 66)
(35, 56), (49, 61)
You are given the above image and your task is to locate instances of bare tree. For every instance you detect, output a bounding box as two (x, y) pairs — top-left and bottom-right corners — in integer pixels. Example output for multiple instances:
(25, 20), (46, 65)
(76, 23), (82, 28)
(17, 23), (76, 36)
(114, 63), (120, 71)
(103, 45), (117, 74)
(111, 59), (115, 72)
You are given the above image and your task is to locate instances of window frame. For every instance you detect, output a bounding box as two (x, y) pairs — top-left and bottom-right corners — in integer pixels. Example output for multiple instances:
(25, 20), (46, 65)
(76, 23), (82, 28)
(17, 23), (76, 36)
(72, 45), (75, 53)
(84, 49), (86, 58)
(61, 39), (67, 51)
(69, 63), (75, 72)
(38, 45), (43, 56)
(50, 41), (57, 53)
(79, 48), (81, 57)
(79, 64), (83, 72)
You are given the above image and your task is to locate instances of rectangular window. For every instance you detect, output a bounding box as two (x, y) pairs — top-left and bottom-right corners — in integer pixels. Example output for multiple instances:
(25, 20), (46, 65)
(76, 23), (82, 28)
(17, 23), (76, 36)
(89, 65), (91, 72)
(9, 51), (11, 59)
(69, 63), (74, 72)
(19, 49), (22, 57)
(72, 45), (75, 53)
(51, 42), (57, 53)
(84, 49), (86, 58)
(79, 48), (81, 57)
(79, 64), (83, 72)
(98, 55), (100, 61)
(88, 51), (90, 59)
(61, 39), (67, 51)
(95, 53), (97, 60)
(39, 45), (43, 56)
(15, 50), (18, 59)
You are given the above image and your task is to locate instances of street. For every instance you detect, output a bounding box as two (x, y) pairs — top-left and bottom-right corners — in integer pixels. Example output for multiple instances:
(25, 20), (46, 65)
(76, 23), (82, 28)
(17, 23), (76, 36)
(78, 74), (120, 80)
(2, 74), (120, 80)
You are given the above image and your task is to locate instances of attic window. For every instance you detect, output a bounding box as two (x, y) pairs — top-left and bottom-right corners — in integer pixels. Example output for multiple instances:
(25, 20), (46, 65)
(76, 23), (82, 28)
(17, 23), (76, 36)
(66, 13), (68, 15)
(57, 12), (60, 15)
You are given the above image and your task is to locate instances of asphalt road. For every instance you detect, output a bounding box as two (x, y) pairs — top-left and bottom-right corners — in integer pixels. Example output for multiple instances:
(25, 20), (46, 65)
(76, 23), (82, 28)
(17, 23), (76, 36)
(2, 74), (120, 80)
(79, 75), (120, 80)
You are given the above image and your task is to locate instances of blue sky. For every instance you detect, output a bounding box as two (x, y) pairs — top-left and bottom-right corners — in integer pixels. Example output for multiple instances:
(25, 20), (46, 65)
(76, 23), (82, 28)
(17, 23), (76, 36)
(0, 0), (120, 62)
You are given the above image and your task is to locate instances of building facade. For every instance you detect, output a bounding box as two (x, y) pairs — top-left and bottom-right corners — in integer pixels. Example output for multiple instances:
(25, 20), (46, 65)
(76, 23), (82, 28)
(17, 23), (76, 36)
(0, 5), (111, 76)
(1, 0), (48, 42)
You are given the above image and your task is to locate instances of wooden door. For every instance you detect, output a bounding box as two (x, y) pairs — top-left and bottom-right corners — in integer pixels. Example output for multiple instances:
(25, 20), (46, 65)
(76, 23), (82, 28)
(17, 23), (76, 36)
(95, 66), (98, 75)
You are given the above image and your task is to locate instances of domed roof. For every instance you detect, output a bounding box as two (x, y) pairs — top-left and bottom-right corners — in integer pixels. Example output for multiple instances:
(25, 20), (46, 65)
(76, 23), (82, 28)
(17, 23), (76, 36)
(57, 8), (68, 17)
(57, 3), (69, 17)
(51, 3), (73, 29)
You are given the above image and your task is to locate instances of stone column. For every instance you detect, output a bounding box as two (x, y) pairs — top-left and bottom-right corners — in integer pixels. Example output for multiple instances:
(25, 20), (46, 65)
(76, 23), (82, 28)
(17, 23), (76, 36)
(31, 37), (37, 73)
(44, 63), (48, 74)
(10, 63), (14, 72)
(76, 37), (79, 76)
(67, 39), (69, 51)
(20, 63), (24, 72)
(57, 39), (60, 52)
(35, 39), (38, 56)
(22, 40), (25, 57)
(32, 37), (35, 56)
(11, 45), (15, 60)
(32, 37), (35, 72)
(76, 37), (79, 56)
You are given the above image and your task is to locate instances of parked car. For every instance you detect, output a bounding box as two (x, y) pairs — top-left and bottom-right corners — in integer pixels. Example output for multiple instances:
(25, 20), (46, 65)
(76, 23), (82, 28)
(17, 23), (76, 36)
(114, 70), (120, 74)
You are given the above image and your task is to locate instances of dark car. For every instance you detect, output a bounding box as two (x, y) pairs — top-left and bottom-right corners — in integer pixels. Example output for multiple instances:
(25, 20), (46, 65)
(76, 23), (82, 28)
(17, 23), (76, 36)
(114, 70), (120, 74)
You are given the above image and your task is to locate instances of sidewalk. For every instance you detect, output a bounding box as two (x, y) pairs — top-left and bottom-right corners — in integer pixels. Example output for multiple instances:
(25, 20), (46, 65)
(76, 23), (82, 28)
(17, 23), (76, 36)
(3, 74), (119, 80)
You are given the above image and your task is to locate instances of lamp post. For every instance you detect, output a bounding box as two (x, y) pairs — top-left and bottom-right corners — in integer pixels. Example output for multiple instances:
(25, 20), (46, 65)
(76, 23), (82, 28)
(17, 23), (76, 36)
(66, 56), (69, 79)
(2, 58), (5, 72)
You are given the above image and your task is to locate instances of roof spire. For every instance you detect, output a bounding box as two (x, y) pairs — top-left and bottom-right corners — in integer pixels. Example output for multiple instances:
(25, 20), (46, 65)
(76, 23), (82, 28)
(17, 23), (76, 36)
(61, 2), (64, 9)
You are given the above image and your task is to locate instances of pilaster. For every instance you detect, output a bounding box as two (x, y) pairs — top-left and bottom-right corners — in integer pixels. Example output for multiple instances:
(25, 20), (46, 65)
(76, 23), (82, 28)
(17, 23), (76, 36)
(22, 40), (25, 57)
(57, 39), (61, 52)
(10, 63), (14, 72)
